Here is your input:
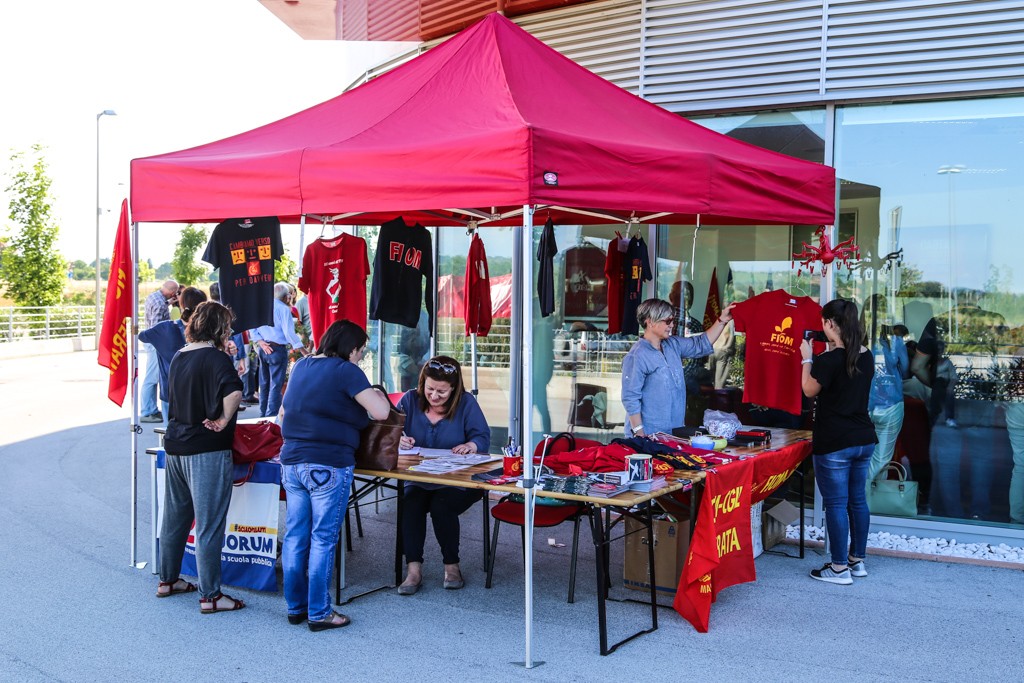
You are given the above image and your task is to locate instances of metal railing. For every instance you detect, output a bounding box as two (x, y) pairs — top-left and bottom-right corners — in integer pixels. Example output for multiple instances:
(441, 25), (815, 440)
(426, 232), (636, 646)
(0, 306), (98, 342)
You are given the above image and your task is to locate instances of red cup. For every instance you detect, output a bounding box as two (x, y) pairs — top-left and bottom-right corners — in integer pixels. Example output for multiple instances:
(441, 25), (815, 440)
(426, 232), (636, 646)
(503, 454), (523, 477)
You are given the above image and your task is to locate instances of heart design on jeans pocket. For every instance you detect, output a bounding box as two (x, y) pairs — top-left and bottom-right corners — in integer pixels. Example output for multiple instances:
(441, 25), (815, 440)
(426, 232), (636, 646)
(310, 468), (332, 487)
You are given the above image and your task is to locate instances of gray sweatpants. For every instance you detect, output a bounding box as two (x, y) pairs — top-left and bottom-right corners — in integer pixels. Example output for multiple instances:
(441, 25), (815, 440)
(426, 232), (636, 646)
(160, 449), (233, 599)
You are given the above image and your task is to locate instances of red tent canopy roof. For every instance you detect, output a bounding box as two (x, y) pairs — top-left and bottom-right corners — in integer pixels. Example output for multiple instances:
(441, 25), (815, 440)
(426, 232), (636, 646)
(131, 13), (835, 226)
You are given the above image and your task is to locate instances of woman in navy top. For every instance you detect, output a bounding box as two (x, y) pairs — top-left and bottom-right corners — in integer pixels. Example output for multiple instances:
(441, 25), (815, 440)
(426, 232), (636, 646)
(139, 286), (206, 423)
(279, 320), (390, 631)
(396, 356), (490, 595)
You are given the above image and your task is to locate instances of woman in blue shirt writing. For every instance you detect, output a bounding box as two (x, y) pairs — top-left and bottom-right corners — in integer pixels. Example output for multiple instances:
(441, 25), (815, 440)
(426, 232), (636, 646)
(621, 298), (735, 437)
(396, 356), (490, 595)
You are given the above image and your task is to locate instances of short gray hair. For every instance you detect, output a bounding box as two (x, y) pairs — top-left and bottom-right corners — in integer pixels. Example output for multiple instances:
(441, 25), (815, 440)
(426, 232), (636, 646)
(636, 298), (674, 330)
(274, 282), (291, 301)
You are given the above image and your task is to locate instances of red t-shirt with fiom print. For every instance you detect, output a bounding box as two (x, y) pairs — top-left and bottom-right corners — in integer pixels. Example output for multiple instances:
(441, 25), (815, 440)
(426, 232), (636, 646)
(731, 289), (823, 415)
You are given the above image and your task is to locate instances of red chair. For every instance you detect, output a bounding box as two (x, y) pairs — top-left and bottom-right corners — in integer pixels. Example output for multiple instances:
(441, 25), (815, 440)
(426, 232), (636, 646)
(485, 433), (601, 603)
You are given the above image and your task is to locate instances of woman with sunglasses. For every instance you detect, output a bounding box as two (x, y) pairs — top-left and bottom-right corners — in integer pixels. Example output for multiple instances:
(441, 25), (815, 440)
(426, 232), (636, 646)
(621, 298), (736, 438)
(395, 355), (490, 595)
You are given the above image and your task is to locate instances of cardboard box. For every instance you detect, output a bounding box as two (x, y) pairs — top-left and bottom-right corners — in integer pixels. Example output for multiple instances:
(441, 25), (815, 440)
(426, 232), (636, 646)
(623, 515), (690, 594)
(751, 500), (765, 559)
(753, 499), (800, 557)
(762, 499), (799, 551)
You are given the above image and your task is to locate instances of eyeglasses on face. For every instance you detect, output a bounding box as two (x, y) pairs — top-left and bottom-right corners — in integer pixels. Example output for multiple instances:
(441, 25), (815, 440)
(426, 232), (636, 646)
(657, 318), (676, 326)
(427, 360), (457, 374)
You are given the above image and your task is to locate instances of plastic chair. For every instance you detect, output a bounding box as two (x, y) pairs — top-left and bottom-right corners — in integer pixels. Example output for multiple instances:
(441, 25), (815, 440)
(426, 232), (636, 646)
(485, 433), (601, 603)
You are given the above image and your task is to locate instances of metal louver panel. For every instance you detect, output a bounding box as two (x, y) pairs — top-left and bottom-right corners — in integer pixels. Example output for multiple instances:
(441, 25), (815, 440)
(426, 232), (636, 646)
(825, 0), (1024, 98)
(368, 0), (419, 41)
(643, 0), (826, 113)
(419, 1), (493, 41)
(514, 0), (643, 94)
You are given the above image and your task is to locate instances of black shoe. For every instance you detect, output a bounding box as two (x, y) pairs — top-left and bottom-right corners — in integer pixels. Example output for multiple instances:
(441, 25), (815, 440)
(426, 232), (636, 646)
(287, 612), (307, 625)
(140, 413), (163, 423)
(242, 397), (259, 405)
(308, 611), (351, 631)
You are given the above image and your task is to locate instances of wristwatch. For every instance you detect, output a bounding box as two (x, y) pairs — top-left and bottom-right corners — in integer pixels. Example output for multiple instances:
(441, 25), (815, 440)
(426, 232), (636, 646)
(630, 423), (644, 435)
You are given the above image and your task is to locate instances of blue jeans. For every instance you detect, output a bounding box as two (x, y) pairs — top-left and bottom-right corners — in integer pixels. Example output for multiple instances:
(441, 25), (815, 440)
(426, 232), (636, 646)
(868, 401), (905, 484)
(814, 444), (873, 565)
(257, 344), (288, 418)
(282, 463), (354, 622)
(141, 342), (160, 416)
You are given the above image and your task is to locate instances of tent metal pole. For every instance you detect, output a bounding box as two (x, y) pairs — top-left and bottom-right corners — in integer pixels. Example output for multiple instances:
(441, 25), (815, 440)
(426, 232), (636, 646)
(297, 214), (307, 278)
(518, 204), (541, 668)
(470, 333), (478, 395)
(130, 220), (145, 569)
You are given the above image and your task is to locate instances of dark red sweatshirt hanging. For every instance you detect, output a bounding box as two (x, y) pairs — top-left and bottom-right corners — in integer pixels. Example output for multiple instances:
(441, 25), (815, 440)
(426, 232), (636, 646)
(464, 233), (492, 336)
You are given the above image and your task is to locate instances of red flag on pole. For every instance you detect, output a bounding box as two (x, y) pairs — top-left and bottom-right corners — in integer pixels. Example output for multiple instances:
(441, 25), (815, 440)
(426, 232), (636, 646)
(97, 199), (133, 406)
(702, 267), (722, 331)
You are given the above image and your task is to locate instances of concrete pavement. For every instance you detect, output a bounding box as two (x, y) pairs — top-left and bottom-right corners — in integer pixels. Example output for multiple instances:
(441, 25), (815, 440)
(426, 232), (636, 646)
(1, 350), (1021, 682)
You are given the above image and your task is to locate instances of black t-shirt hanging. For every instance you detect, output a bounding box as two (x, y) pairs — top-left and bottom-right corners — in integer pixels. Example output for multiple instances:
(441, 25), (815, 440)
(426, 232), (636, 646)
(202, 217), (283, 332)
(537, 218), (558, 318)
(369, 217), (434, 330)
(620, 235), (652, 335)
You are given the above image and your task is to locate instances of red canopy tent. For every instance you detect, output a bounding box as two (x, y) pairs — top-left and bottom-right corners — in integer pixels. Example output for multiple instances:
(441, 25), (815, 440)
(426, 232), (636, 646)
(131, 14), (834, 227)
(438, 273), (513, 319)
(127, 14), (836, 659)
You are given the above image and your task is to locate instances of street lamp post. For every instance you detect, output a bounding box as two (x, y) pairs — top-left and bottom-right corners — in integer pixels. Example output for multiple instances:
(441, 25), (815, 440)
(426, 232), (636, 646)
(95, 109), (117, 341)
(937, 164), (965, 340)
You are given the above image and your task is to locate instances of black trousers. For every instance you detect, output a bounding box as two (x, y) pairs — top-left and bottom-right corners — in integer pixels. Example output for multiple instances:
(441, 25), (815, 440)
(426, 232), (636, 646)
(402, 485), (483, 565)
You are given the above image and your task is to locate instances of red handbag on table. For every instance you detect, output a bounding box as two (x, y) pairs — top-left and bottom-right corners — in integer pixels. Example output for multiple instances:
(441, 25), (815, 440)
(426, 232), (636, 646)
(232, 421), (283, 464)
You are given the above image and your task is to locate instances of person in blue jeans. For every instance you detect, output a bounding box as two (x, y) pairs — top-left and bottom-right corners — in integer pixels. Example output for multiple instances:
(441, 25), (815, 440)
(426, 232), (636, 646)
(801, 299), (877, 585)
(250, 283), (307, 418)
(279, 320), (390, 631)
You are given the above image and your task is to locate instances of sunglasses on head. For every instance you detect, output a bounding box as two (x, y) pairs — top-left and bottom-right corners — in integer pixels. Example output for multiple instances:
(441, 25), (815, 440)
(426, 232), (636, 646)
(427, 360), (457, 375)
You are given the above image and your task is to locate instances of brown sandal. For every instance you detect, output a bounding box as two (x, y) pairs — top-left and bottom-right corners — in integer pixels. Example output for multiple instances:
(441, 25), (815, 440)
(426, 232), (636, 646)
(199, 592), (246, 614)
(156, 579), (197, 598)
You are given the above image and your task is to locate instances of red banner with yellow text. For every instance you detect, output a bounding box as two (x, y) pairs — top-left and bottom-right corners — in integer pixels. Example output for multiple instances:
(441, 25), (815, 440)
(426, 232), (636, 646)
(97, 199), (133, 406)
(674, 440), (811, 631)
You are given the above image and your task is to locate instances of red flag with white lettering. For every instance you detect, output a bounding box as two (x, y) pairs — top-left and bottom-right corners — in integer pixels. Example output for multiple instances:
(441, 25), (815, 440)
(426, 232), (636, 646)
(702, 267), (722, 331)
(97, 199), (133, 406)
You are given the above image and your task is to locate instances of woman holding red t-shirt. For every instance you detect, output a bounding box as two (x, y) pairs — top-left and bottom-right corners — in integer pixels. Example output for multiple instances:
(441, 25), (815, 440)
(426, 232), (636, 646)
(801, 299), (877, 586)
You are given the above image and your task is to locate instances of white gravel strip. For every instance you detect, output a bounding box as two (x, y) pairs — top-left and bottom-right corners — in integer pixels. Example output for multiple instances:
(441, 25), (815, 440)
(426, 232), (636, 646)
(787, 524), (1024, 564)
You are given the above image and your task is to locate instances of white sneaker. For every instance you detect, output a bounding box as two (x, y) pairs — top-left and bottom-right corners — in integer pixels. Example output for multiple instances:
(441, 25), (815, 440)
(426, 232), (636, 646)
(848, 560), (867, 578)
(809, 563), (853, 585)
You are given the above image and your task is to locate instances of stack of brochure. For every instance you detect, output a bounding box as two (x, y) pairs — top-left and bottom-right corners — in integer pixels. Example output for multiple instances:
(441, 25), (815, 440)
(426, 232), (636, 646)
(587, 482), (630, 498)
(628, 475), (667, 493)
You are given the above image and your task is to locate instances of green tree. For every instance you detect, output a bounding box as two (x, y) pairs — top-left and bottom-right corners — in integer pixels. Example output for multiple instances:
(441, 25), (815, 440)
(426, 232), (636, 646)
(137, 260), (156, 283)
(172, 224), (209, 285)
(275, 251), (298, 283)
(0, 145), (65, 305)
(155, 261), (173, 279)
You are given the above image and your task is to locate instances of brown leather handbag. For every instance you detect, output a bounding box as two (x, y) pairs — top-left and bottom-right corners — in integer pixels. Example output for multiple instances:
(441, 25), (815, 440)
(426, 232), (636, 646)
(355, 386), (405, 471)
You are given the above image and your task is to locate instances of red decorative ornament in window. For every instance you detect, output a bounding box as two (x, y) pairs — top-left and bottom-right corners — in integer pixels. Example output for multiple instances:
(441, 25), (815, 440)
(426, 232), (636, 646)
(792, 226), (860, 277)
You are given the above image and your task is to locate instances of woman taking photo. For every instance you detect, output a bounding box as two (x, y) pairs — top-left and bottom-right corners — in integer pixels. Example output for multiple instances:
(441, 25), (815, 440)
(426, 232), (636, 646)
(157, 301), (246, 613)
(279, 320), (390, 631)
(621, 298), (735, 437)
(396, 356), (490, 595)
(801, 299), (877, 585)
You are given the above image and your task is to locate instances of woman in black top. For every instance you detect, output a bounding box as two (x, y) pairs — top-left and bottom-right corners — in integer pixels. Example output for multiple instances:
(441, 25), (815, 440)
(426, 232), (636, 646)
(801, 299), (877, 585)
(157, 301), (246, 613)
